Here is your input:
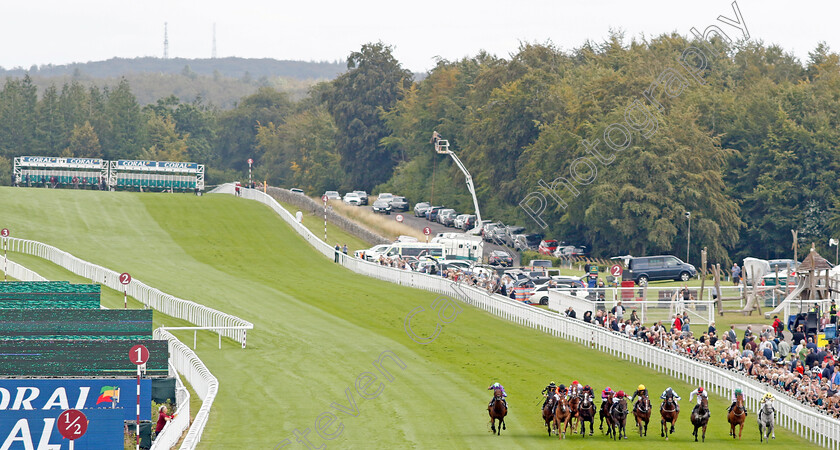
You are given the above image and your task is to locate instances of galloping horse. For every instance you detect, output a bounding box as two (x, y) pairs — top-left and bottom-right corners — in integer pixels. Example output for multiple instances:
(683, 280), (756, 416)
(758, 399), (775, 442)
(727, 393), (746, 439)
(600, 392), (615, 434)
(690, 396), (710, 442)
(568, 394), (581, 433)
(660, 395), (679, 440)
(632, 393), (651, 437)
(488, 387), (507, 435)
(578, 394), (596, 437)
(553, 395), (572, 439)
(542, 394), (557, 436)
(610, 396), (628, 440)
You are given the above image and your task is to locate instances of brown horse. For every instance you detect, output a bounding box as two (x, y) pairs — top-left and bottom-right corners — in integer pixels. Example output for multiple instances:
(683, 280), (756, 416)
(633, 393), (651, 437)
(568, 394), (581, 434)
(690, 396), (710, 442)
(600, 392), (614, 434)
(488, 387), (507, 435)
(660, 396), (679, 440)
(727, 393), (746, 439)
(610, 396), (628, 440)
(553, 395), (571, 439)
(578, 394), (596, 437)
(542, 394), (556, 436)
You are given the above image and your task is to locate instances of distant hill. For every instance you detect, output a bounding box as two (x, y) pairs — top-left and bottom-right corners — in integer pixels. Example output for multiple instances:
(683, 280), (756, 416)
(0, 57), (348, 108)
(3, 57), (346, 80)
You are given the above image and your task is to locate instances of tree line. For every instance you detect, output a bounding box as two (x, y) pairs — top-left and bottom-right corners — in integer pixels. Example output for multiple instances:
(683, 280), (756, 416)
(1, 36), (839, 265)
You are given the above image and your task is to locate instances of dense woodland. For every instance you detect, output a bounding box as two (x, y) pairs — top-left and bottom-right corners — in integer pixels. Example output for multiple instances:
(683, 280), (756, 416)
(1, 35), (839, 265)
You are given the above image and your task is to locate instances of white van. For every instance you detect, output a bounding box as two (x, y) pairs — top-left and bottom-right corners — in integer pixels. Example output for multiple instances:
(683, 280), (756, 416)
(383, 242), (445, 259)
(431, 233), (483, 261)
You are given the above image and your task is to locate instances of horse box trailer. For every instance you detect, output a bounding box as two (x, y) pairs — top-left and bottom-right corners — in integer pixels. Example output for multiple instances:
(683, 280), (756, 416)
(431, 233), (484, 262)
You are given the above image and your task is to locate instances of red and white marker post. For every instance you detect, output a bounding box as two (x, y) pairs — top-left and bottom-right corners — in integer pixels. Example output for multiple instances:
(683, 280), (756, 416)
(322, 195), (328, 241)
(130, 344), (150, 450)
(0, 228), (9, 282)
(423, 226), (431, 243)
(610, 264), (623, 278)
(57, 409), (88, 450)
(120, 272), (132, 309)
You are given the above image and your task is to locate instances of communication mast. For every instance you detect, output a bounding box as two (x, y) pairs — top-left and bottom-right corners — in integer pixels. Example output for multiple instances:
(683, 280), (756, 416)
(163, 22), (169, 59)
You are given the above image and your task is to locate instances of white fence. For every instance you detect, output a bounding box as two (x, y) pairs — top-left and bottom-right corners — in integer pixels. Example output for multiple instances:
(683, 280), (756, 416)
(150, 359), (191, 450)
(154, 328), (218, 450)
(228, 184), (840, 449)
(0, 258), (48, 281)
(3, 237), (253, 347)
(548, 289), (716, 326)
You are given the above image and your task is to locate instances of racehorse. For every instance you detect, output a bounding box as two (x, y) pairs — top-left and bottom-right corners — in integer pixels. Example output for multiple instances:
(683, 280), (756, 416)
(553, 395), (571, 439)
(727, 393), (746, 439)
(600, 392), (615, 435)
(690, 396), (710, 442)
(632, 393), (651, 437)
(610, 396), (628, 440)
(568, 394), (581, 434)
(578, 394), (596, 437)
(488, 387), (507, 435)
(542, 394), (557, 436)
(758, 399), (775, 442)
(660, 395), (679, 440)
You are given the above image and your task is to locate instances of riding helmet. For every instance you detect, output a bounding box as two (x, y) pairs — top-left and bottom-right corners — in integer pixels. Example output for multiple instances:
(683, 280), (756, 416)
(638, 384), (645, 391)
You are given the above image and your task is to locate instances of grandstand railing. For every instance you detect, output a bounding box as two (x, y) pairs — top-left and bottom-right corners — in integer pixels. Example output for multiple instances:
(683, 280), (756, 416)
(1, 258), (48, 282)
(226, 184), (840, 449)
(4, 237), (253, 347)
(154, 327), (216, 450)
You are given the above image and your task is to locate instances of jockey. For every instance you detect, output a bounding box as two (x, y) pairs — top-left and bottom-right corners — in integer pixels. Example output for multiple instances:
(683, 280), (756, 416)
(581, 385), (594, 402)
(610, 389), (626, 415)
(601, 386), (614, 401)
(488, 382), (507, 408)
(541, 382), (557, 408)
(760, 392), (775, 405)
(569, 380), (581, 397)
(727, 388), (747, 417)
(660, 387), (681, 413)
(630, 384), (649, 403)
(688, 387), (709, 415)
(556, 383), (568, 398)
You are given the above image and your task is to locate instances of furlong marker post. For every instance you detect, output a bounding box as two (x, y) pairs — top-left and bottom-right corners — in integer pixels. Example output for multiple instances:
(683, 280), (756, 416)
(130, 344), (149, 450)
(1, 228), (8, 281)
(323, 195), (328, 241)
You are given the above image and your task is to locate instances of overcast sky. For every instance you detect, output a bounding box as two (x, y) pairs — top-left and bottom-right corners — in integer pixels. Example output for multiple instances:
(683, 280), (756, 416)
(1, 0), (837, 72)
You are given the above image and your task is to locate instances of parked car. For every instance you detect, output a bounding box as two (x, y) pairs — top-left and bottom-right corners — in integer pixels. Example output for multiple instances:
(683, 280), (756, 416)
(461, 215), (477, 230)
(482, 222), (503, 242)
(395, 235), (418, 243)
(353, 190), (369, 205)
(358, 244), (391, 262)
(538, 239), (560, 255)
(488, 250), (513, 267)
(425, 206), (444, 221)
(289, 188), (304, 194)
(372, 199), (392, 214)
(391, 196), (409, 212)
(492, 225), (525, 246)
(530, 259), (553, 270)
(621, 255), (697, 285)
(323, 190), (341, 201)
(453, 214), (469, 229)
(343, 192), (362, 206)
(553, 245), (588, 258)
(438, 209), (457, 226)
(768, 259), (799, 273)
(414, 202), (431, 217)
(377, 193), (394, 203)
(514, 233), (544, 251)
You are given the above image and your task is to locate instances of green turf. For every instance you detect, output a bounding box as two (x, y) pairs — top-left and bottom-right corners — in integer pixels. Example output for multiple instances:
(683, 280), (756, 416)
(0, 187), (818, 448)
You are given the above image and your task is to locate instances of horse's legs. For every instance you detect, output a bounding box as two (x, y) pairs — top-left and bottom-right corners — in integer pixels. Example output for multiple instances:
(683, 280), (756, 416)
(702, 423), (707, 442)
(738, 423), (743, 440)
(661, 418), (666, 438)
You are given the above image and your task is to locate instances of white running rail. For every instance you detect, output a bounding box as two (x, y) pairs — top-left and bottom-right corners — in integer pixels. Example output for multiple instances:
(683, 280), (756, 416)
(3, 237), (253, 347)
(150, 359), (191, 450)
(1, 258), (48, 281)
(225, 184), (840, 449)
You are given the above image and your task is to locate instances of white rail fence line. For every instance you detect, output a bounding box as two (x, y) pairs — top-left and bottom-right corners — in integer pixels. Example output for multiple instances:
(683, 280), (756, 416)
(154, 327), (217, 450)
(150, 359), (191, 450)
(4, 237), (253, 347)
(1, 258), (48, 281)
(226, 184), (840, 449)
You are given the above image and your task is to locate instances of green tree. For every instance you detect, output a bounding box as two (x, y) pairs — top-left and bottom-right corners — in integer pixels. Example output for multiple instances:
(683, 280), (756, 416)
(65, 121), (102, 158)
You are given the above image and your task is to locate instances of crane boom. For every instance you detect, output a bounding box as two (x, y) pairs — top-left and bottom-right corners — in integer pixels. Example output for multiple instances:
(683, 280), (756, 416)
(433, 139), (482, 234)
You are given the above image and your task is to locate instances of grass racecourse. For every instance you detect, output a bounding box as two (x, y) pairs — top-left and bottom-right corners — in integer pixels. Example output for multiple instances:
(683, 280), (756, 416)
(0, 186), (819, 449)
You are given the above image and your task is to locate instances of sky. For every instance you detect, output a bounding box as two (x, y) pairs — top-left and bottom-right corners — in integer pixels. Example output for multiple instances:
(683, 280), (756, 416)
(0, 0), (837, 73)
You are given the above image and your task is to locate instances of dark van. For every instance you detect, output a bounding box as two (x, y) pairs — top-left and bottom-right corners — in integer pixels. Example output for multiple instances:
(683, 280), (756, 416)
(622, 255), (697, 285)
